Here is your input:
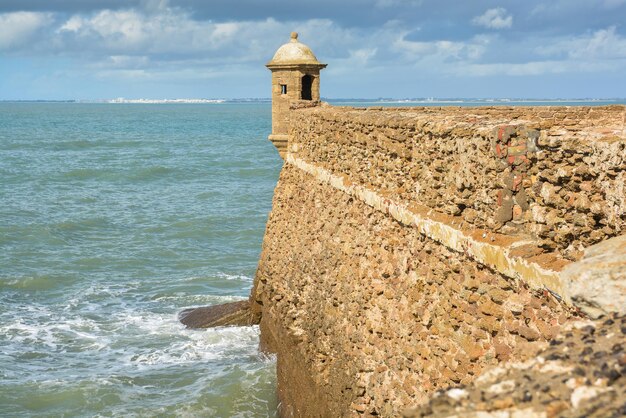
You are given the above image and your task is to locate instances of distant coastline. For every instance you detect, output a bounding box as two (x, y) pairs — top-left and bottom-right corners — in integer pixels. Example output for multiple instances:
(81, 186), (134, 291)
(2, 97), (625, 105)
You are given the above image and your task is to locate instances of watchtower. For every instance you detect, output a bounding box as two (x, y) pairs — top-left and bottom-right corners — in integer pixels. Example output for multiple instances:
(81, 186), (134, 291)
(266, 32), (327, 157)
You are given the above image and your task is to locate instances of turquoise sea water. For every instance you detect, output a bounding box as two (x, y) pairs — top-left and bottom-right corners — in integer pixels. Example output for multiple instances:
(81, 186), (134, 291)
(0, 103), (282, 417)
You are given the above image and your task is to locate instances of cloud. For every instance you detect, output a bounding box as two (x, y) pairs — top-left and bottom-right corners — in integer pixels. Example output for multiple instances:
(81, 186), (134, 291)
(472, 8), (512, 30)
(6, 4), (620, 82)
(0, 1), (141, 13)
(374, 0), (422, 8)
(454, 27), (626, 77)
(457, 59), (622, 77)
(99, 55), (150, 69)
(0, 11), (52, 50)
(603, 0), (626, 9)
(53, 7), (279, 59)
(392, 33), (490, 63)
(538, 26), (626, 60)
(39, 6), (369, 82)
(1, 1), (626, 99)
(46, 4), (403, 71)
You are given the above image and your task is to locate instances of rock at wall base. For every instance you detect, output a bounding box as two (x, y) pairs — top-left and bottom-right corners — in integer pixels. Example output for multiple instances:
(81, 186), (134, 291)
(179, 300), (255, 328)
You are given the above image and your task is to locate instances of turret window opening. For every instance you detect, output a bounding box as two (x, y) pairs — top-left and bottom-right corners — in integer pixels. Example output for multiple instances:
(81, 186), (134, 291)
(280, 84), (287, 95)
(301, 75), (313, 100)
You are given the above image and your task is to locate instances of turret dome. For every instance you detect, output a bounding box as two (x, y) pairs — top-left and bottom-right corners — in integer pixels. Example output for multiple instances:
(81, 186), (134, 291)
(266, 32), (324, 67)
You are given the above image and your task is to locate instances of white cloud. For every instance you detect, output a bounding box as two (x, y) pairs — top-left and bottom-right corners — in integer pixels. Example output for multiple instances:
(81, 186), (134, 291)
(472, 8), (513, 30)
(52, 7), (360, 64)
(329, 47), (379, 74)
(55, 9), (240, 58)
(3, 2), (625, 93)
(538, 26), (626, 60)
(45, 6), (371, 81)
(59, 15), (83, 32)
(459, 61), (569, 77)
(392, 34), (489, 62)
(102, 55), (151, 69)
(350, 48), (377, 63)
(0, 12), (52, 50)
(455, 27), (626, 77)
(457, 59), (621, 77)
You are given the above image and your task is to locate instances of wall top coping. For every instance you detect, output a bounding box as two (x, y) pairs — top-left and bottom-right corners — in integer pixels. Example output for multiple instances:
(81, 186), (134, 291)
(292, 104), (626, 143)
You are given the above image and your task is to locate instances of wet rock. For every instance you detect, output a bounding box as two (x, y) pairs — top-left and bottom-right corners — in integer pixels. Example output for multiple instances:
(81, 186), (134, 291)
(178, 300), (254, 328)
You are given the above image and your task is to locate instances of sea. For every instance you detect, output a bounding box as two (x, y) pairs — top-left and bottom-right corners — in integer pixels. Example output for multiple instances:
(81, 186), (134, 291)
(0, 103), (281, 417)
(1, 99), (624, 417)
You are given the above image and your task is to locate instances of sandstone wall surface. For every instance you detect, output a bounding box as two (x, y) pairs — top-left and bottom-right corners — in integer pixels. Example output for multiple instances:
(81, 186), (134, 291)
(290, 105), (625, 259)
(406, 314), (625, 418)
(253, 166), (575, 417)
(251, 105), (626, 417)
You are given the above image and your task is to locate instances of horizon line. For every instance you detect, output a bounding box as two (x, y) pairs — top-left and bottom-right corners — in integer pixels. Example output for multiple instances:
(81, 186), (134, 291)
(2, 97), (626, 103)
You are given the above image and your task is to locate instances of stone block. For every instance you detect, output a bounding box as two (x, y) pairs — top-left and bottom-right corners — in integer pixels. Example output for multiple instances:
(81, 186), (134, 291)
(562, 234), (626, 318)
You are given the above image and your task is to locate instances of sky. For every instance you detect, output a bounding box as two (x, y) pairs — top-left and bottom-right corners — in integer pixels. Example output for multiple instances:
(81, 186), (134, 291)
(1, 0), (625, 100)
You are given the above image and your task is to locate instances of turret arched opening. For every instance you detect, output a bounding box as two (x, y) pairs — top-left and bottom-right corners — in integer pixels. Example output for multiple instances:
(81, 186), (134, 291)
(301, 75), (313, 100)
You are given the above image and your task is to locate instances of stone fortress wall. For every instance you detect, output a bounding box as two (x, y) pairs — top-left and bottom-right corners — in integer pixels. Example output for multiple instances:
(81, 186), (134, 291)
(250, 103), (626, 417)
(290, 105), (625, 258)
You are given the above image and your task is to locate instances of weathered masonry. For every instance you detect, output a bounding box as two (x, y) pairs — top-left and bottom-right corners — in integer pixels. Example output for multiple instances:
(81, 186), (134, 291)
(252, 34), (626, 417)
